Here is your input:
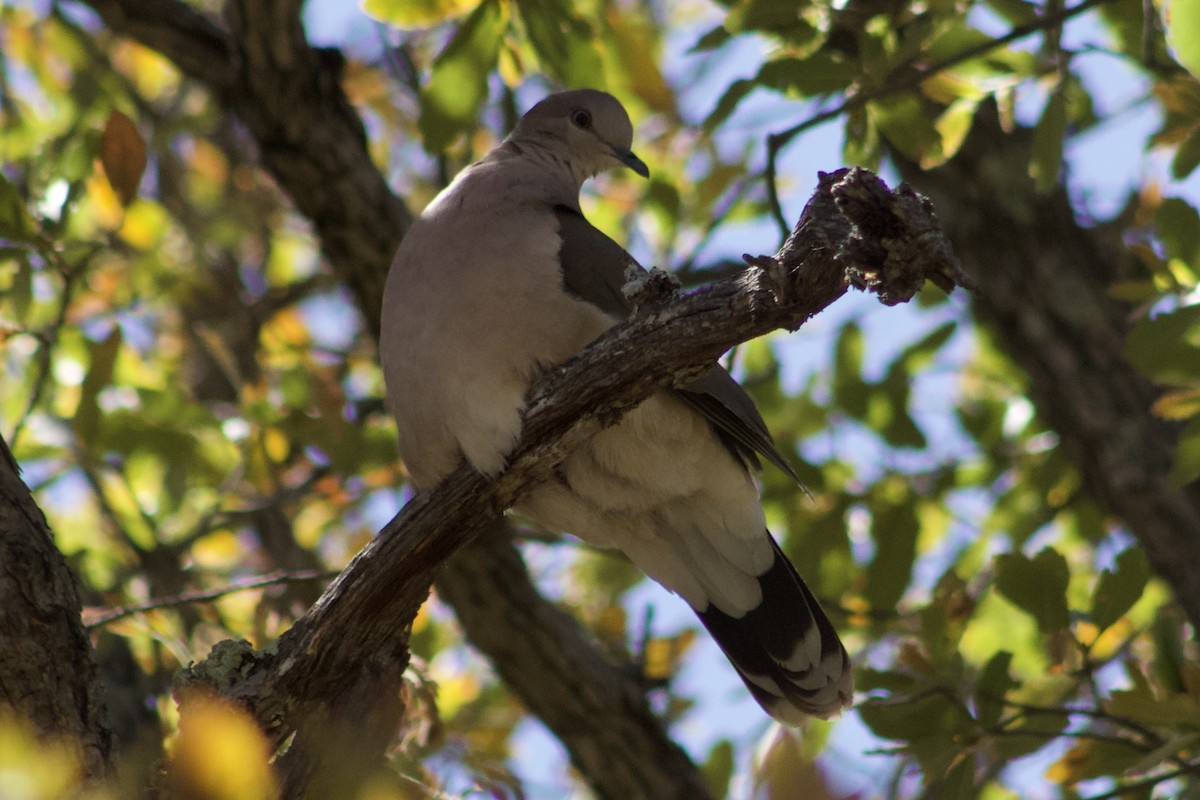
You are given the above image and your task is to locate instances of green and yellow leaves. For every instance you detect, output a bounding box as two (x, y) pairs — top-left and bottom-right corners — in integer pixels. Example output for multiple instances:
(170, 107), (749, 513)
(418, 0), (507, 153)
(1166, 0), (1200, 81)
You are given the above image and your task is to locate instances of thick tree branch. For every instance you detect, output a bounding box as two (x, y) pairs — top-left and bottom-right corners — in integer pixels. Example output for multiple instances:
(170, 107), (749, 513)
(0, 435), (111, 777)
(178, 168), (964, 793)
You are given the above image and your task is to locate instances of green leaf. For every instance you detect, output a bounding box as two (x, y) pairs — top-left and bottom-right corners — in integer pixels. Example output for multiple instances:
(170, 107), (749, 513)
(1106, 686), (1200, 728)
(984, 0), (1039, 25)
(76, 327), (123, 448)
(757, 53), (857, 97)
(703, 79), (755, 132)
(1046, 737), (1146, 784)
(1030, 89), (1066, 193)
(975, 650), (1018, 728)
(701, 740), (734, 798)
(1157, 196), (1200, 264)
(859, 692), (965, 742)
(0, 249), (33, 319)
(514, 0), (603, 88)
(1173, 127), (1200, 179)
(418, 0), (507, 153)
(833, 322), (868, 418)
(1091, 547), (1150, 630)
(933, 97), (980, 166)
(1169, 415), (1200, 487)
(363, 0), (480, 27)
(866, 502), (919, 610)
(1166, 0), (1200, 80)
(993, 548), (1070, 633)
(0, 173), (36, 243)
(1124, 304), (1200, 387)
(869, 94), (942, 167)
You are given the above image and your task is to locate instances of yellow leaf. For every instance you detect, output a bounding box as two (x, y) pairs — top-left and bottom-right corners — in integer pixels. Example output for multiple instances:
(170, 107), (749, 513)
(192, 529), (242, 568)
(86, 168), (124, 230)
(362, 0), (481, 27)
(0, 714), (86, 798)
(100, 110), (147, 207)
(434, 674), (479, 718)
(263, 427), (290, 462)
(642, 629), (697, 681)
(168, 695), (278, 800)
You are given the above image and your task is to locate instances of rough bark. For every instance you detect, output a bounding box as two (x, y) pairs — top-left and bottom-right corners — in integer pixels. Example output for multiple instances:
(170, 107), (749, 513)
(176, 168), (962, 794)
(0, 435), (111, 777)
(897, 106), (1200, 630)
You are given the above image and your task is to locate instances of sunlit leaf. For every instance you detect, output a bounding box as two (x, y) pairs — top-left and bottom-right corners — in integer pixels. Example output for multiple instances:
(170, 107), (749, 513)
(168, 695), (278, 800)
(418, 0), (507, 153)
(1106, 686), (1200, 728)
(1157, 196), (1200, 264)
(869, 94), (942, 167)
(363, 0), (480, 27)
(1166, 0), (1200, 80)
(514, 0), (603, 88)
(1170, 416), (1200, 487)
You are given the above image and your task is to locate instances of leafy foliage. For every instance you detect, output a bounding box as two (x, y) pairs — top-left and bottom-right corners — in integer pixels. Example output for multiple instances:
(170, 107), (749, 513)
(2, 0), (1200, 797)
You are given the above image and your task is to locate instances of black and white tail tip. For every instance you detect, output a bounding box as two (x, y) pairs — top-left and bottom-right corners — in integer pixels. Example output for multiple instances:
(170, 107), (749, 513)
(697, 537), (852, 724)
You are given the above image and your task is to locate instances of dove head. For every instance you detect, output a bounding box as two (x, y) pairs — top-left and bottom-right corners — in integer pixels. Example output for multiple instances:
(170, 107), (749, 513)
(511, 89), (649, 183)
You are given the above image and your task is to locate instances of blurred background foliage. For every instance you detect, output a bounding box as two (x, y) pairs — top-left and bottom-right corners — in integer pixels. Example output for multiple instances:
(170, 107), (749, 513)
(1, 0), (1200, 797)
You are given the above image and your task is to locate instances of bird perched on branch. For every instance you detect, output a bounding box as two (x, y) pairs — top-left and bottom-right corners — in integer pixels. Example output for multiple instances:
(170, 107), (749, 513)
(380, 89), (852, 722)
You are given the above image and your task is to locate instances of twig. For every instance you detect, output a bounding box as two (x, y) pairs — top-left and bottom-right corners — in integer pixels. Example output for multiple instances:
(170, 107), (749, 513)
(83, 569), (336, 628)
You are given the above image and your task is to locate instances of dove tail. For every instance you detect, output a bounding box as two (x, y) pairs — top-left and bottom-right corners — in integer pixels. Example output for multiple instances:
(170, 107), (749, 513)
(695, 535), (853, 723)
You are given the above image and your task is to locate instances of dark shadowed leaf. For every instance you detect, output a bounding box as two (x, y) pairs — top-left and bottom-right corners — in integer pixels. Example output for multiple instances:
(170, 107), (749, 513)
(975, 650), (1017, 728)
(866, 500), (919, 610)
(100, 110), (147, 206)
(1030, 89), (1066, 193)
(994, 547), (1070, 633)
(1091, 547), (1150, 630)
(0, 174), (35, 243)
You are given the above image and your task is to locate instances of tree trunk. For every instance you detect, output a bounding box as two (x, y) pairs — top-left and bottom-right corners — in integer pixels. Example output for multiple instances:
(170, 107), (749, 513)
(0, 435), (111, 777)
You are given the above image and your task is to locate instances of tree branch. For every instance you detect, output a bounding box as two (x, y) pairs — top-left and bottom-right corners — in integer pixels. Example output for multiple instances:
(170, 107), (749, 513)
(0, 434), (111, 777)
(178, 167), (964, 794)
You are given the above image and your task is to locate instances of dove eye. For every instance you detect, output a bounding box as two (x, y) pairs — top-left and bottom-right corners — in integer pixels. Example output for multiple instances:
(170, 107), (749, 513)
(571, 109), (593, 129)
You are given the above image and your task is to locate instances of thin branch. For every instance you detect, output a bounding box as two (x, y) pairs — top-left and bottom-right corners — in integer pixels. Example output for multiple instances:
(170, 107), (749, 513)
(1080, 764), (1198, 800)
(83, 569), (336, 628)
